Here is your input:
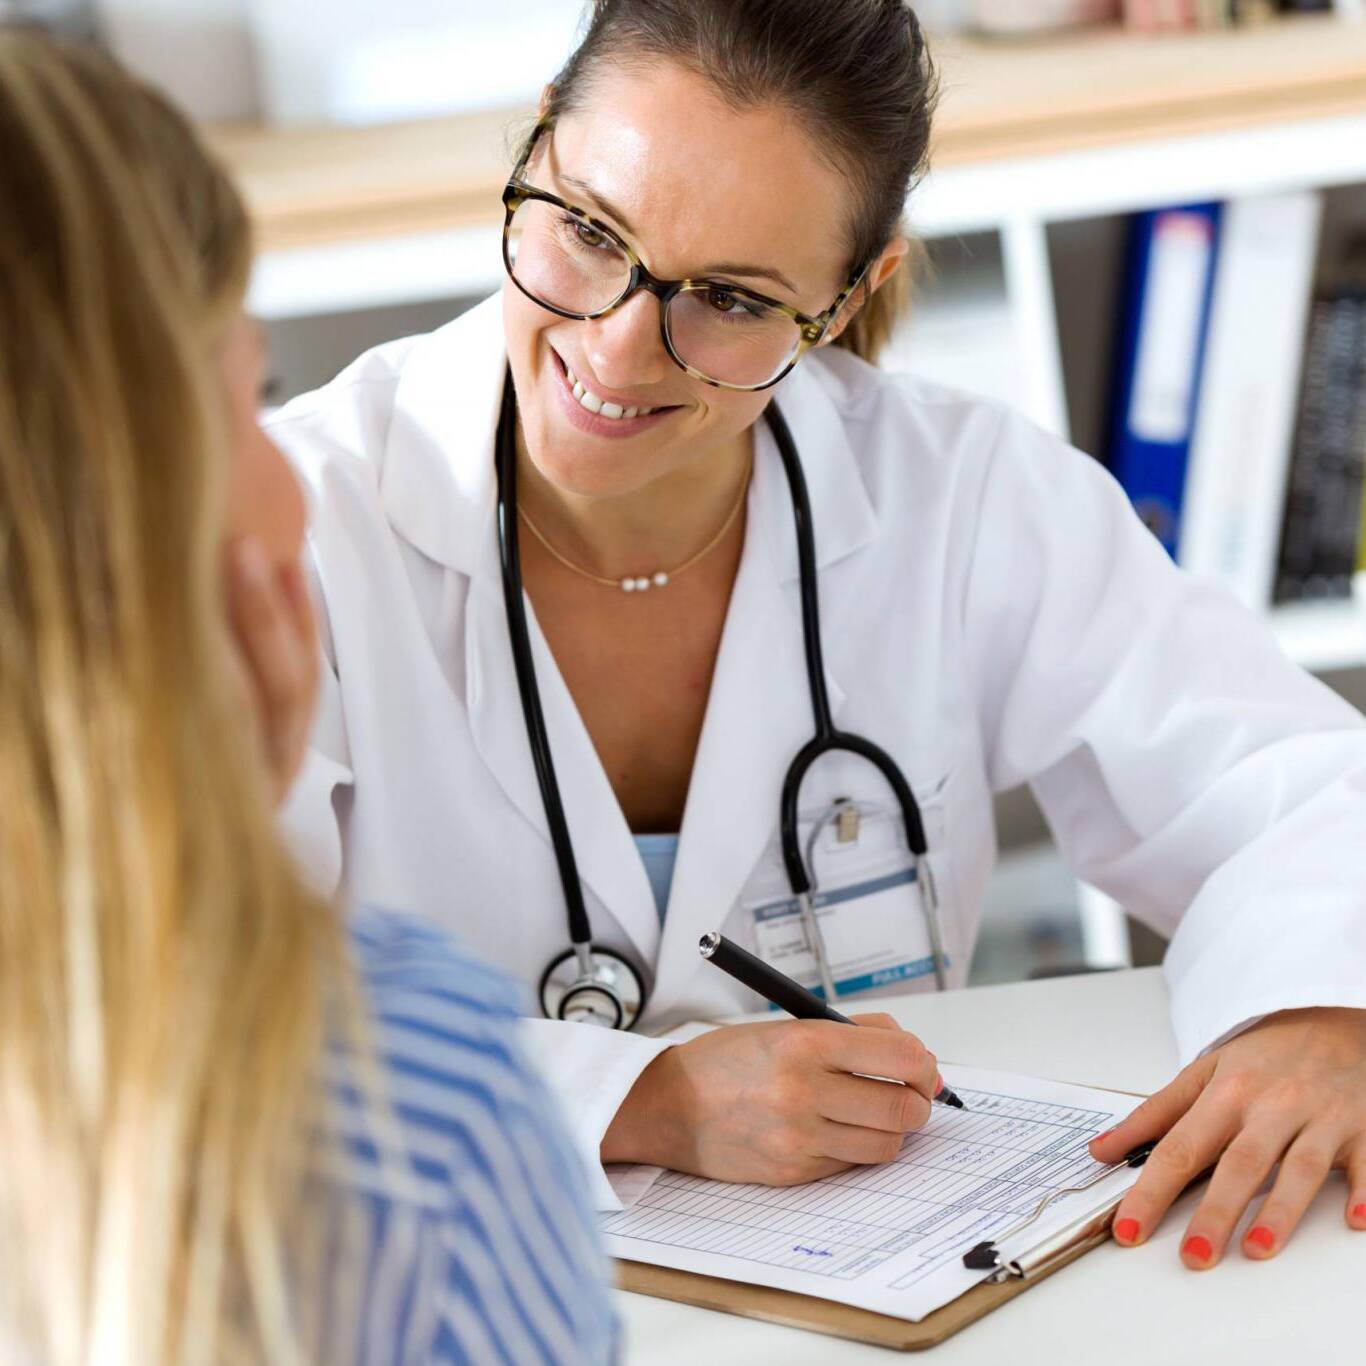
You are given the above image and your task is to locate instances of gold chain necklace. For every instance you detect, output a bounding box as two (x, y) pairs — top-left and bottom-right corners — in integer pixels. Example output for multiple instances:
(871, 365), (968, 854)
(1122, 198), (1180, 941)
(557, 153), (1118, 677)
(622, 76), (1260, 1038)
(517, 461), (752, 593)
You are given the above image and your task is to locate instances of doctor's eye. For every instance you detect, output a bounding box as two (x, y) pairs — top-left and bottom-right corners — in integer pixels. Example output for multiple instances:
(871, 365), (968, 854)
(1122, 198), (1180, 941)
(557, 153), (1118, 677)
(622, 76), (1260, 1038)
(559, 214), (615, 254)
(703, 286), (767, 323)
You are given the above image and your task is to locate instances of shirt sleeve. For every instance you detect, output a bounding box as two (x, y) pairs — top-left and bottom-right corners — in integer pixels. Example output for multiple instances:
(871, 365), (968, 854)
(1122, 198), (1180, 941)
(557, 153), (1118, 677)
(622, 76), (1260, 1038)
(347, 909), (620, 1365)
(445, 1009), (621, 1365)
(279, 549), (355, 895)
(961, 408), (1366, 1063)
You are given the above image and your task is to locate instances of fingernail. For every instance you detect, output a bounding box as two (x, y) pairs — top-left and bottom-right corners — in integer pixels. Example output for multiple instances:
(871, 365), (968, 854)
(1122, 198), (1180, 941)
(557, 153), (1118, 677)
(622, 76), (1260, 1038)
(1352, 1203), (1366, 1222)
(935, 1073), (945, 1093)
(1182, 1235), (1213, 1264)
(1094, 1129), (1113, 1142)
(1246, 1226), (1274, 1251)
(1114, 1217), (1140, 1244)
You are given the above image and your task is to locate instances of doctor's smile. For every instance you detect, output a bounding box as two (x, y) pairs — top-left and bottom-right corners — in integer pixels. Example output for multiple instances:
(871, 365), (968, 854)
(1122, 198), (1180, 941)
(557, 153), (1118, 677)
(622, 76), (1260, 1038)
(547, 345), (681, 438)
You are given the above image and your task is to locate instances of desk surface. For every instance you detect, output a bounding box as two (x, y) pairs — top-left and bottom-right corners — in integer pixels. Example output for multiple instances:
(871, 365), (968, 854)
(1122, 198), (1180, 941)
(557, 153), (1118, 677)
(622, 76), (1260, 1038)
(615, 968), (1361, 1364)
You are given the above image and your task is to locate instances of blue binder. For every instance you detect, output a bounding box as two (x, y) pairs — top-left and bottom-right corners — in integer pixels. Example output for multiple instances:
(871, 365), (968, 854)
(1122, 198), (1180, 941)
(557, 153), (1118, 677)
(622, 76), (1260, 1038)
(1106, 204), (1222, 557)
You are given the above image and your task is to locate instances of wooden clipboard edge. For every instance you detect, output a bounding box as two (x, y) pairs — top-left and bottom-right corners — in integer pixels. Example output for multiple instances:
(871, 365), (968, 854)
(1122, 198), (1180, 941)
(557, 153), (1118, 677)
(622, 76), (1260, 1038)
(614, 1085), (1150, 1351)
(616, 1216), (1114, 1352)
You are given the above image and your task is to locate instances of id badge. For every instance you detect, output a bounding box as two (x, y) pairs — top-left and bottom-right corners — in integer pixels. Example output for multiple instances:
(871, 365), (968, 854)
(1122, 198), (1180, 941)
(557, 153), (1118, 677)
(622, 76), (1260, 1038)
(748, 832), (947, 1000)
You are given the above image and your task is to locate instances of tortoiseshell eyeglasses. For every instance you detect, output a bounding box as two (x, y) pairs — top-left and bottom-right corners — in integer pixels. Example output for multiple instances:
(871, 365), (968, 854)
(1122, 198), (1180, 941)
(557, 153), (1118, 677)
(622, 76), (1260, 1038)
(501, 122), (868, 392)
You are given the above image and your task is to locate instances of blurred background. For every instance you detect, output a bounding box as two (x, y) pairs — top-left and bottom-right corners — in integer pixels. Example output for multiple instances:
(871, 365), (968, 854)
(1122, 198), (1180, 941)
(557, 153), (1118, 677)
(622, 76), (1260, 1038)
(11, 0), (1366, 984)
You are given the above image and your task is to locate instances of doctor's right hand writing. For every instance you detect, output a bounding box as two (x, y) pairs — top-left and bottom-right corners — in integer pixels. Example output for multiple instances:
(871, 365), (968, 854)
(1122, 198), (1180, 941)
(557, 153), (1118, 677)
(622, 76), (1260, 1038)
(600, 1013), (938, 1185)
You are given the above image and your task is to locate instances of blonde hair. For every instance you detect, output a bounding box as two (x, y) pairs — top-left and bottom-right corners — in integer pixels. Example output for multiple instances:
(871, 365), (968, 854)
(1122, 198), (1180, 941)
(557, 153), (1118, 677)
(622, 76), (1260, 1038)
(0, 32), (341, 1364)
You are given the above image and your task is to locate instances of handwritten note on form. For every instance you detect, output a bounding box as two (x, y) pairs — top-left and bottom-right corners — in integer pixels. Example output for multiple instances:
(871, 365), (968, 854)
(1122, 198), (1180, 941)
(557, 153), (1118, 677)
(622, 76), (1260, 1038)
(601, 1065), (1145, 1322)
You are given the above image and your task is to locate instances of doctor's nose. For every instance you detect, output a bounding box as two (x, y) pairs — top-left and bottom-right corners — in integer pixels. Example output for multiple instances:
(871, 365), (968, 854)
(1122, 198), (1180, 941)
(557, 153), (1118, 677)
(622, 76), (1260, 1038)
(582, 289), (670, 393)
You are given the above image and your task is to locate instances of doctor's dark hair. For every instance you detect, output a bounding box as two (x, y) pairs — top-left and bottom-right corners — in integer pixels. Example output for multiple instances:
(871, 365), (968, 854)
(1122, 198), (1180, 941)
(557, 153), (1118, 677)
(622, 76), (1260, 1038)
(538, 0), (938, 365)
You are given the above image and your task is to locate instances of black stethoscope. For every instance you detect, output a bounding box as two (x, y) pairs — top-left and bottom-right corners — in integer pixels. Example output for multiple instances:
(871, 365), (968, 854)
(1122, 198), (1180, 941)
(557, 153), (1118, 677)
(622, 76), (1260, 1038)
(495, 369), (946, 1030)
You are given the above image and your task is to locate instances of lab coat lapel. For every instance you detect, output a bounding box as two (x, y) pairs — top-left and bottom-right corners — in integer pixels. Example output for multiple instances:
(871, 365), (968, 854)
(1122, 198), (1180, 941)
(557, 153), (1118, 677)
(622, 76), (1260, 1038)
(464, 571), (663, 968)
(378, 293), (505, 577)
(379, 294), (661, 968)
(649, 365), (877, 1014)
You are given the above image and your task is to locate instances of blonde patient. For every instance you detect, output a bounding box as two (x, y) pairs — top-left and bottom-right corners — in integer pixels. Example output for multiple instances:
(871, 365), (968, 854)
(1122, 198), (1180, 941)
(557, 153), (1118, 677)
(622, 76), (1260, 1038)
(0, 32), (615, 1365)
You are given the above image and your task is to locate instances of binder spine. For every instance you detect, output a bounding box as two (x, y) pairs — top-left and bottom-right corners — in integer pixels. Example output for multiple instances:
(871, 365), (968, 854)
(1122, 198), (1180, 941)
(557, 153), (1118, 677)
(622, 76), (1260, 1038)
(1276, 291), (1366, 602)
(1105, 204), (1222, 557)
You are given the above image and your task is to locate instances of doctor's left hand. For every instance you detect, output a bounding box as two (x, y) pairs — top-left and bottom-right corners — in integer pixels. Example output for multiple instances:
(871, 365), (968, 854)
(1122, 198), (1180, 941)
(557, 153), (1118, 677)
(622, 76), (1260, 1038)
(1088, 1006), (1366, 1268)
(225, 538), (320, 801)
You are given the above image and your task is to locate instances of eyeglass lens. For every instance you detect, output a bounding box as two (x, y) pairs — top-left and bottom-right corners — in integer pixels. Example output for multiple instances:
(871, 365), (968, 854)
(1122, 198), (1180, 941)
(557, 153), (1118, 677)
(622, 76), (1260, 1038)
(507, 197), (804, 388)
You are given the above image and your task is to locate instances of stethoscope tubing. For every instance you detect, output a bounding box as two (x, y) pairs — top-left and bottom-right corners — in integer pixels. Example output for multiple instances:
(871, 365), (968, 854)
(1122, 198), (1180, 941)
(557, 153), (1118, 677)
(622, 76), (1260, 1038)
(764, 402), (929, 897)
(495, 369), (938, 1020)
(495, 373), (596, 949)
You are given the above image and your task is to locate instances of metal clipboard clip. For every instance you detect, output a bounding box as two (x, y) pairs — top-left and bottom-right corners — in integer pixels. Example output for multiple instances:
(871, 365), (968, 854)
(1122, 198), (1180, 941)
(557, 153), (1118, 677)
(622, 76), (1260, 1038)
(962, 1141), (1156, 1283)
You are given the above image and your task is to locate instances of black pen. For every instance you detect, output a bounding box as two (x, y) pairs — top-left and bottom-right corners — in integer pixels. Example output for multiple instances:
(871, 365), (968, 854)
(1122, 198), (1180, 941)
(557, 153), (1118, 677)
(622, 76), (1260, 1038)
(699, 931), (967, 1109)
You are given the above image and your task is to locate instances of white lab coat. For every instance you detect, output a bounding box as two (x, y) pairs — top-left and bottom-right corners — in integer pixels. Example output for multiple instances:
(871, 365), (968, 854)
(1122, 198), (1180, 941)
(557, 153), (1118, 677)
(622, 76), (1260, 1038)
(273, 292), (1366, 1209)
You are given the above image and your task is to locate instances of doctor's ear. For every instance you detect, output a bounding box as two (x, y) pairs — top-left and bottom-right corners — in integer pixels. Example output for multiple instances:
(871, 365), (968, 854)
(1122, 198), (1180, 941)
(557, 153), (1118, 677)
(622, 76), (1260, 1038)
(820, 235), (913, 348)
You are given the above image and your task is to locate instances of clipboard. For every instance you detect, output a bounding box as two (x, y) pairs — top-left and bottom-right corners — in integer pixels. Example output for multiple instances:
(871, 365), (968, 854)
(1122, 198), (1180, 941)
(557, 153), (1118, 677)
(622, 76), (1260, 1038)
(613, 1084), (1148, 1352)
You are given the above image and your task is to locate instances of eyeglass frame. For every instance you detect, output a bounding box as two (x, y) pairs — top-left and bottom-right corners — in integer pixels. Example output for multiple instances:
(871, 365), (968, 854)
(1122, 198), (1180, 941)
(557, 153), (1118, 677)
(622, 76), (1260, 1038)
(501, 121), (870, 393)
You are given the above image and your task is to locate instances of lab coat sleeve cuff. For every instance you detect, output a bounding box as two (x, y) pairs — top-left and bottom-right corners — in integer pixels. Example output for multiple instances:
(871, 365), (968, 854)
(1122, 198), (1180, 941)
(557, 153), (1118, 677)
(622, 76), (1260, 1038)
(516, 1018), (676, 1212)
(1165, 961), (1366, 1067)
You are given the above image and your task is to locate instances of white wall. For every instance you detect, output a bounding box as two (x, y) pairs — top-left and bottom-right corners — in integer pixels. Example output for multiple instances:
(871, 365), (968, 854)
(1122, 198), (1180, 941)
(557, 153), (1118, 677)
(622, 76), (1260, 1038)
(95, 0), (258, 120)
(247, 0), (584, 125)
(96, 0), (587, 126)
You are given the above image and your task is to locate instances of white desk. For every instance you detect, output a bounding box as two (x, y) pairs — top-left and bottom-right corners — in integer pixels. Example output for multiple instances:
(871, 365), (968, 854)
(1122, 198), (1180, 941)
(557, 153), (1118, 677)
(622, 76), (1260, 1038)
(615, 969), (1361, 1363)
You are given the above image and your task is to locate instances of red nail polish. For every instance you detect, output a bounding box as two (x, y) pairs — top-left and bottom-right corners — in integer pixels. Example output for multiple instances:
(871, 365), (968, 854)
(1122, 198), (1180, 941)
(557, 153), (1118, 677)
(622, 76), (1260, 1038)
(1095, 1129), (1113, 1142)
(1114, 1217), (1140, 1243)
(1352, 1203), (1366, 1222)
(1183, 1235), (1213, 1263)
(1246, 1226), (1274, 1251)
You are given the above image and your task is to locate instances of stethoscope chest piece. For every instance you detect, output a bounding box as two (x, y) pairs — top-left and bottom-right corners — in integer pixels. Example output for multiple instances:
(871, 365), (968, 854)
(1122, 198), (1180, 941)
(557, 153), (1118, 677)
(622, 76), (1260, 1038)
(538, 945), (646, 1029)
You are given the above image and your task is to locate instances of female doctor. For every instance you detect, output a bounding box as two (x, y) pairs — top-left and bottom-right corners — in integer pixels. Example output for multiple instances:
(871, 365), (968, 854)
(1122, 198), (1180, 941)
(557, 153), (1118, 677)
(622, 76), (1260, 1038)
(252, 0), (1366, 1268)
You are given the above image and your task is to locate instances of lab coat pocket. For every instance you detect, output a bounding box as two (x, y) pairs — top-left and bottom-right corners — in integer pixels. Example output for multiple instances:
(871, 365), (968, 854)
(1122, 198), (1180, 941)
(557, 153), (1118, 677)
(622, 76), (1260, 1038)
(734, 759), (960, 1006)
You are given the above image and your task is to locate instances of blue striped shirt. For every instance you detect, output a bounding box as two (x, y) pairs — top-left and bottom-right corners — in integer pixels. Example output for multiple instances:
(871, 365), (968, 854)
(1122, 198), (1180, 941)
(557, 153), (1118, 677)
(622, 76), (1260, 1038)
(315, 906), (618, 1364)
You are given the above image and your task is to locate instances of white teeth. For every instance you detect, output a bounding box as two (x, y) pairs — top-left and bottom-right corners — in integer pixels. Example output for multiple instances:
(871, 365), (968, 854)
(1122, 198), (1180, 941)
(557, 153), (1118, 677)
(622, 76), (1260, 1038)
(563, 362), (656, 420)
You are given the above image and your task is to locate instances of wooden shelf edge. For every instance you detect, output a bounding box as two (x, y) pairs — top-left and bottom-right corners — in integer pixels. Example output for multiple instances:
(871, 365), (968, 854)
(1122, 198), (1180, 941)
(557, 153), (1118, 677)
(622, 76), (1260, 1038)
(208, 16), (1366, 256)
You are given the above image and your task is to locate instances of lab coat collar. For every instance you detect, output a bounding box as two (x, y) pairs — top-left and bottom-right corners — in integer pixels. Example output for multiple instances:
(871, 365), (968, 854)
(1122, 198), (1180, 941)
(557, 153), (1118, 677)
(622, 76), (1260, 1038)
(379, 291), (507, 580)
(377, 290), (879, 585)
(756, 354), (879, 584)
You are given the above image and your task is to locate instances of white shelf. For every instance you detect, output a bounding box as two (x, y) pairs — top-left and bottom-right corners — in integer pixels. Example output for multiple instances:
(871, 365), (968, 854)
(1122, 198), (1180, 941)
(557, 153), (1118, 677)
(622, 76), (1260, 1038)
(909, 112), (1366, 238)
(1268, 596), (1366, 674)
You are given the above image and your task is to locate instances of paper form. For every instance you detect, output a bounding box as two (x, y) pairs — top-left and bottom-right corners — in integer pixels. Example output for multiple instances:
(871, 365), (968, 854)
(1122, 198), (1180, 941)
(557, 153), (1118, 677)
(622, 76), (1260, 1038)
(602, 1065), (1145, 1322)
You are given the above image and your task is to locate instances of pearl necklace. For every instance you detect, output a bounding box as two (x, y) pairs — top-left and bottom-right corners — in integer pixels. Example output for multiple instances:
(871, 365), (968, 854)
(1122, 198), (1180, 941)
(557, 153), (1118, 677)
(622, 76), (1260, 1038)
(516, 461), (752, 593)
